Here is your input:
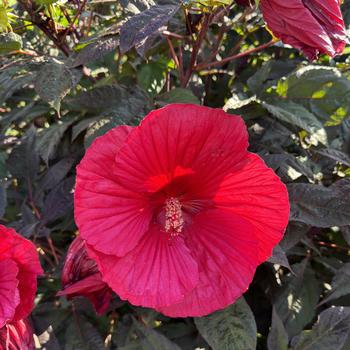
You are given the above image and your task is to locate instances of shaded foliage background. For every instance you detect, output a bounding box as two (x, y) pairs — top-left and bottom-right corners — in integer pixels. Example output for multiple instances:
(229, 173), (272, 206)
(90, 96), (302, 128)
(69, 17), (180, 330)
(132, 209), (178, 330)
(1, 0), (350, 349)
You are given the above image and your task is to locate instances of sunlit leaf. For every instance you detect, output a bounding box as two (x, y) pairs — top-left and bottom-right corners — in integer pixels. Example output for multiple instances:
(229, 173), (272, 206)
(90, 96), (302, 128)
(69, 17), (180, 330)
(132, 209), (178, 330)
(267, 308), (288, 350)
(120, 4), (180, 55)
(34, 59), (82, 113)
(292, 307), (350, 350)
(195, 298), (257, 350)
(275, 261), (321, 337)
(0, 32), (22, 54)
(288, 180), (350, 227)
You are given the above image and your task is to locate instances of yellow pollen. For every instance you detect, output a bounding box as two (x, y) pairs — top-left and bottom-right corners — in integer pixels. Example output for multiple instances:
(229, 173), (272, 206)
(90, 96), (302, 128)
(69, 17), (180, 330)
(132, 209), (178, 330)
(164, 197), (184, 237)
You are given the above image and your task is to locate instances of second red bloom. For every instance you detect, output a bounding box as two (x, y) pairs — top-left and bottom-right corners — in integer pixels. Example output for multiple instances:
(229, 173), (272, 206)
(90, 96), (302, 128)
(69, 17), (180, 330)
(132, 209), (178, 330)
(260, 0), (347, 60)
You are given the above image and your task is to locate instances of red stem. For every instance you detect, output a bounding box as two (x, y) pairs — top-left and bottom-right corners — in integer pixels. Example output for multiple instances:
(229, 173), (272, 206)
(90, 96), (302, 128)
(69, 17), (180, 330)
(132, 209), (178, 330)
(18, 0), (70, 56)
(166, 36), (184, 86)
(182, 13), (211, 87)
(195, 39), (277, 71)
(60, 0), (87, 43)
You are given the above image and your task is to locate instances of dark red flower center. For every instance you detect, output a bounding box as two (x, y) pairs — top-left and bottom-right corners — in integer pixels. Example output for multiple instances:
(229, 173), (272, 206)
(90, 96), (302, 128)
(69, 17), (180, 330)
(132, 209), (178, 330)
(150, 173), (214, 238)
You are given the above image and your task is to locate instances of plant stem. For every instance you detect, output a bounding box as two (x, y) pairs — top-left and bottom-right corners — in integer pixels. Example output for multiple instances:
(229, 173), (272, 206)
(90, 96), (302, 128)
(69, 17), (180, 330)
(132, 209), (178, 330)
(166, 36), (184, 86)
(18, 0), (71, 56)
(182, 12), (211, 87)
(163, 30), (187, 40)
(195, 39), (277, 71)
(316, 241), (350, 252)
(60, 0), (87, 43)
(166, 36), (180, 68)
(207, 24), (227, 63)
(47, 237), (59, 265)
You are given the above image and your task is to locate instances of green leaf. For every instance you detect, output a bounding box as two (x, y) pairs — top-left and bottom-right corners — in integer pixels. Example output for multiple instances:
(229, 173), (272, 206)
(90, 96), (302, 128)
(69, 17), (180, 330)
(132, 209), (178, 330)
(84, 117), (128, 148)
(341, 226), (350, 246)
(66, 84), (151, 118)
(275, 261), (321, 337)
(41, 176), (74, 224)
(37, 325), (61, 350)
(267, 245), (292, 271)
(0, 66), (33, 105)
(156, 88), (200, 106)
(288, 180), (350, 227)
(224, 95), (266, 121)
(320, 263), (350, 305)
(0, 5), (9, 32)
(292, 307), (350, 350)
(34, 59), (82, 112)
(262, 153), (313, 181)
(65, 316), (105, 350)
(135, 322), (182, 350)
(342, 0), (350, 28)
(0, 184), (6, 218)
(34, 0), (58, 5)
(276, 66), (350, 126)
(120, 4), (180, 55)
(1, 103), (50, 131)
(119, 0), (156, 14)
(36, 120), (75, 164)
(195, 298), (257, 350)
(70, 36), (119, 68)
(280, 221), (310, 251)
(40, 156), (75, 191)
(189, 0), (234, 6)
(276, 66), (343, 99)
(0, 32), (22, 54)
(7, 127), (40, 183)
(0, 152), (7, 180)
(138, 62), (166, 95)
(267, 308), (289, 350)
(247, 60), (296, 95)
(83, 118), (113, 148)
(313, 148), (350, 167)
(261, 99), (327, 145)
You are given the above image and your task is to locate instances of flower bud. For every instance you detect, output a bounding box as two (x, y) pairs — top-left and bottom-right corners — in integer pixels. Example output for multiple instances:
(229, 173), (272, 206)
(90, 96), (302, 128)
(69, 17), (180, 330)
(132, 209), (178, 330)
(57, 236), (112, 315)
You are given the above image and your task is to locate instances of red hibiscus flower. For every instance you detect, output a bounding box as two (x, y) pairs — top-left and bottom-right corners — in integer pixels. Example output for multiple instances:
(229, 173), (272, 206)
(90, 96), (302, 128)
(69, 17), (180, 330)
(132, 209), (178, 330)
(74, 104), (289, 317)
(57, 236), (112, 315)
(260, 0), (347, 60)
(0, 225), (43, 328)
(0, 319), (35, 350)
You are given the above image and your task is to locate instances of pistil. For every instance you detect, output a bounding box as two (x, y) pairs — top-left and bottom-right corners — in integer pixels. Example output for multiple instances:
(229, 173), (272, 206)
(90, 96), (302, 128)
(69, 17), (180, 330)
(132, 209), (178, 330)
(164, 197), (184, 237)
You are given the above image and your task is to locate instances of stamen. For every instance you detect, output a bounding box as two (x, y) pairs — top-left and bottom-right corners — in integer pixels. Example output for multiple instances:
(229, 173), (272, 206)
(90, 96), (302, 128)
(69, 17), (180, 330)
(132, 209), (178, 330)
(164, 197), (184, 237)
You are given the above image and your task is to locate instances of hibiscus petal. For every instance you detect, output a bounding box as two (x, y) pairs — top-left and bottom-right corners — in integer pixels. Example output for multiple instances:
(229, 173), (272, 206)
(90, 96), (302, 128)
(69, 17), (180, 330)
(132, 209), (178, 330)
(85, 287), (112, 315)
(0, 226), (43, 275)
(88, 224), (199, 309)
(0, 319), (35, 350)
(57, 274), (112, 315)
(75, 126), (153, 257)
(158, 209), (259, 317)
(0, 226), (43, 321)
(60, 236), (99, 287)
(14, 271), (39, 322)
(114, 104), (248, 193)
(260, 0), (339, 59)
(213, 153), (290, 263)
(0, 259), (19, 328)
(58, 274), (107, 295)
(303, 0), (347, 55)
